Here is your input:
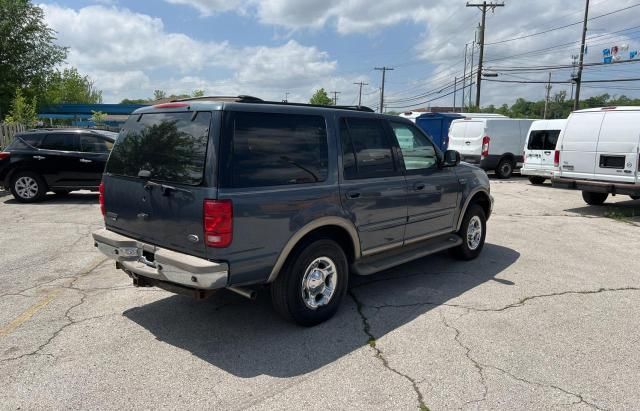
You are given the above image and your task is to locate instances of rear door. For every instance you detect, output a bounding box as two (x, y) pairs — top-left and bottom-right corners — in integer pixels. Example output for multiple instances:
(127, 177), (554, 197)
(103, 111), (214, 258)
(77, 133), (114, 187)
(540, 129), (561, 171)
(339, 117), (407, 254)
(449, 120), (485, 163)
(389, 121), (459, 241)
(559, 112), (604, 179)
(37, 133), (83, 187)
(593, 111), (639, 183)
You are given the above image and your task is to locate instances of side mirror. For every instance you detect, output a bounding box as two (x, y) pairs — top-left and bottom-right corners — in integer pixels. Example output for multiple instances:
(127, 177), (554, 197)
(443, 150), (460, 167)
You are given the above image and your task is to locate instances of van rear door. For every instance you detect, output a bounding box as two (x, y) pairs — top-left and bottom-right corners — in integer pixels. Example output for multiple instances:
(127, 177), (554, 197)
(593, 110), (639, 183)
(103, 110), (215, 258)
(449, 120), (484, 162)
(559, 112), (604, 179)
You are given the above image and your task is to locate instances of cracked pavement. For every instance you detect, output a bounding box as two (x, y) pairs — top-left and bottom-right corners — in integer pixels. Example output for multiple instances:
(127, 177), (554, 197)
(1, 180), (640, 410)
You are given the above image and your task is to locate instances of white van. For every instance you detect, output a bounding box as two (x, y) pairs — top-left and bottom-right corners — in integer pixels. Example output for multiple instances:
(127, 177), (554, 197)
(448, 118), (534, 178)
(553, 106), (640, 205)
(521, 119), (566, 184)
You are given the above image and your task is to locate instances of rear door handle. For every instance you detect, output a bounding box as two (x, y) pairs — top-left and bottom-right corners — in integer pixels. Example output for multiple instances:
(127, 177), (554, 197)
(346, 191), (361, 199)
(413, 183), (426, 191)
(79, 158), (93, 163)
(33, 155), (45, 160)
(544, 151), (551, 155)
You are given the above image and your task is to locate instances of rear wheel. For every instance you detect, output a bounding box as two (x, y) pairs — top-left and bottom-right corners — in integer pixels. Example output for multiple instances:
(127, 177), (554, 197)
(495, 158), (514, 179)
(450, 204), (486, 261)
(270, 239), (348, 327)
(528, 176), (546, 185)
(582, 191), (608, 206)
(10, 171), (47, 203)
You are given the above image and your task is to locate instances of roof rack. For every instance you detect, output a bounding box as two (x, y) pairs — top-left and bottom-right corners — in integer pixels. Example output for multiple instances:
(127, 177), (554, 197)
(172, 95), (375, 112)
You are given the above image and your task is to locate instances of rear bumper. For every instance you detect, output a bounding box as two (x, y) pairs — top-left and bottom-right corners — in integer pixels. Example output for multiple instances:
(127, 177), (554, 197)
(92, 228), (228, 290)
(552, 177), (640, 196)
(520, 166), (555, 178)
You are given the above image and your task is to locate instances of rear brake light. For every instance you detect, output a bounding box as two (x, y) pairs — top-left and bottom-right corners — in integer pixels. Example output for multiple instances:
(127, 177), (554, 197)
(481, 136), (490, 159)
(554, 150), (560, 167)
(99, 182), (105, 217)
(204, 199), (233, 248)
(153, 102), (189, 109)
(0, 152), (9, 160)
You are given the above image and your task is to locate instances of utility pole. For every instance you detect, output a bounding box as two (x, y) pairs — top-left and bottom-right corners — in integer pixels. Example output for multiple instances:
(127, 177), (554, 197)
(543, 72), (552, 119)
(469, 38), (476, 109)
(570, 54), (579, 101)
(375, 67), (394, 113)
(573, 0), (589, 110)
(453, 77), (458, 112)
(330, 91), (341, 105)
(283, 92), (289, 103)
(462, 44), (468, 108)
(467, 1), (504, 108)
(354, 81), (368, 106)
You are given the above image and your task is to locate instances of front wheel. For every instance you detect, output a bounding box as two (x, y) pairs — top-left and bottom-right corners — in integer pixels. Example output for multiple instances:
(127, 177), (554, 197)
(582, 191), (608, 206)
(495, 158), (514, 179)
(528, 176), (546, 185)
(270, 239), (348, 326)
(450, 204), (487, 261)
(10, 171), (47, 203)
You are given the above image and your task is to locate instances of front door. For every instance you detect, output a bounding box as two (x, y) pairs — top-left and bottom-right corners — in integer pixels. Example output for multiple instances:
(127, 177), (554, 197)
(77, 133), (114, 187)
(338, 117), (407, 254)
(388, 121), (459, 242)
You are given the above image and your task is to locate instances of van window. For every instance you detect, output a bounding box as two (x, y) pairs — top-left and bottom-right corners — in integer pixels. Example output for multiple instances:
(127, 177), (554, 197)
(527, 130), (560, 150)
(390, 122), (438, 171)
(106, 112), (211, 186)
(223, 112), (328, 188)
(340, 117), (396, 179)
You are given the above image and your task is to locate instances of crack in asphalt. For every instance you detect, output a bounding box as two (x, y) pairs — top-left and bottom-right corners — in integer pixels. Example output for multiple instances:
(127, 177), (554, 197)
(349, 290), (430, 411)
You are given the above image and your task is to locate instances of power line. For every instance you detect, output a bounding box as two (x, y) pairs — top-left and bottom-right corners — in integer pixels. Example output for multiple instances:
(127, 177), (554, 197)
(484, 77), (640, 84)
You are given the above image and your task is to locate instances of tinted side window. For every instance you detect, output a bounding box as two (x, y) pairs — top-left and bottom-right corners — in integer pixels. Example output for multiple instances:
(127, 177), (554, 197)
(527, 131), (545, 150)
(225, 112), (328, 188)
(341, 117), (395, 179)
(6, 134), (41, 150)
(40, 134), (78, 151)
(545, 130), (561, 150)
(79, 134), (114, 153)
(390, 122), (438, 171)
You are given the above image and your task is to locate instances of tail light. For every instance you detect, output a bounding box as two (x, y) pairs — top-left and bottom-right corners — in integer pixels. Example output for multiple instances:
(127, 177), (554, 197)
(522, 151), (526, 163)
(99, 182), (106, 217)
(481, 136), (490, 159)
(0, 152), (10, 160)
(554, 150), (560, 167)
(204, 199), (233, 248)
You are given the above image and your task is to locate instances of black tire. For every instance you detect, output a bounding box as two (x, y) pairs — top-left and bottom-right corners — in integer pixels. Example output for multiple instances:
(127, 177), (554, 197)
(53, 190), (71, 196)
(10, 171), (47, 203)
(450, 204), (487, 261)
(528, 176), (546, 185)
(630, 195), (640, 201)
(270, 239), (348, 327)
(495, 158), (514, 179)
(582, 191), (608, 206)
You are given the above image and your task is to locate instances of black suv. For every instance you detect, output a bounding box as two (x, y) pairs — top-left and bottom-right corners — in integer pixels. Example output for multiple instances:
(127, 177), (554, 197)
(92, 96), (492, 326)
(0, 128), (117, 202)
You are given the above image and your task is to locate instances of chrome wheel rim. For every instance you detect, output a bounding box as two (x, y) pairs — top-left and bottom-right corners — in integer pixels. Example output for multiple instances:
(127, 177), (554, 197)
(301, 256), (338, 309)
(467, 216), (482, 250)
(15, 176), (39, 199)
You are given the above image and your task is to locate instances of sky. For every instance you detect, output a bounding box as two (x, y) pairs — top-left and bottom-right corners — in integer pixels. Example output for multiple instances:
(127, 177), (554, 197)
(39, 0), (640, 110)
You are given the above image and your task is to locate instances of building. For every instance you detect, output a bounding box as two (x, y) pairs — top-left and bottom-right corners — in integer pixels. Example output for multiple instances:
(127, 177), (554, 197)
(38, 103), (148, 128)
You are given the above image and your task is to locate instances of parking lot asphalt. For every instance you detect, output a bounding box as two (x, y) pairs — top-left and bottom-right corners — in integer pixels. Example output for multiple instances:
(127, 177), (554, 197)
(1, 178), (640, 410)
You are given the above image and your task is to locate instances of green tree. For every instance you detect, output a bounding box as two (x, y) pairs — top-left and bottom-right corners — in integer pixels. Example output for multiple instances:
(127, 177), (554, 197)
(309, 88), (333, 105)
(5, 89), (38, 126)
(192, 89), (205, 97)
(153, 89), (167, 101)
(90, 110), (107, 125)
(0, 0), (67, 119)
(43, 68), (102, 105)
(120, 98), (149, 105)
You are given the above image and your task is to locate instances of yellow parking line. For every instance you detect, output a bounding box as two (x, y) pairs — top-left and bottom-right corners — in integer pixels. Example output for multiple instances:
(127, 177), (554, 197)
(0, 289), (61, 338)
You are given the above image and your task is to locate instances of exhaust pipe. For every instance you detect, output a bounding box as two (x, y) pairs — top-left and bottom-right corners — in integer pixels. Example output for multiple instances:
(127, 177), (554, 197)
(227, 286), (257, 300)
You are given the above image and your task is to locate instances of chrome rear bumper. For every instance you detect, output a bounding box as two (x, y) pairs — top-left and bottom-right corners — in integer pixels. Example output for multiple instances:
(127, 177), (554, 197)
(92, 228), (228, 290)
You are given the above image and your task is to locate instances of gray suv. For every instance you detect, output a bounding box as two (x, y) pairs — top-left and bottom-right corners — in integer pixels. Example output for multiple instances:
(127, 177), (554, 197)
(92, 96), (492, 326)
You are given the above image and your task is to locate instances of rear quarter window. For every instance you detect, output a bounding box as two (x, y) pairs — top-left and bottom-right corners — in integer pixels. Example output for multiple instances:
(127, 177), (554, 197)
(221, 111), (328, 188)
(6, 134), (42, 149)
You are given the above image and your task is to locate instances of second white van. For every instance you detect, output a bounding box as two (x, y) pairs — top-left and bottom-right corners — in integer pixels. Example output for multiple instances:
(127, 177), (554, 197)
(521, 119), (566, 184)
(449, 118), (534, 178)
(552, 106), (640, 204)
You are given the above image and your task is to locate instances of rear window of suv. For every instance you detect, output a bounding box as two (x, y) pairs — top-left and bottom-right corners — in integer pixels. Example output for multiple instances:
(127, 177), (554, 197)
(106, 112), (211, 186)
(220, 111), (328, 188)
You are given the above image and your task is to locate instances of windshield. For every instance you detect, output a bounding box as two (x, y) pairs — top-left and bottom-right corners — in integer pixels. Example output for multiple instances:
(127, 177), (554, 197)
(106, 111), (211, 186)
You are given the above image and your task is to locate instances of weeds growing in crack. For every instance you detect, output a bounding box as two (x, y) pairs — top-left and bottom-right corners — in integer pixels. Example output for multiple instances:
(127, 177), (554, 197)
(348, 290), (430, 411)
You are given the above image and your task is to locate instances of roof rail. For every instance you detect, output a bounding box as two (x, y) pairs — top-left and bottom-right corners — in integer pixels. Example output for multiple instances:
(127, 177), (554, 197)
(173, 95), (263, 103)
(172, 95), (375, 112)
